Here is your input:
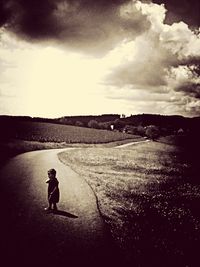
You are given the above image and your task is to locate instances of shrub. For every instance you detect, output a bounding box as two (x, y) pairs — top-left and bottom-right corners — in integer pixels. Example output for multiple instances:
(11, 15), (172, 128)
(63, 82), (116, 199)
(112, 119), (125, 131)
(137, 125), (145, 136)
(75, 121), (84, 127)
(99, 122), (112, 130)
(88, 120), (100, 129)
(145, 125), (160, 140)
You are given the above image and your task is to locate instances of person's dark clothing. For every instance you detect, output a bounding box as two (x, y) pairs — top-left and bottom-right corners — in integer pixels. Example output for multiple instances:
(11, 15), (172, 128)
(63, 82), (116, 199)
(46, 178), (60, 203)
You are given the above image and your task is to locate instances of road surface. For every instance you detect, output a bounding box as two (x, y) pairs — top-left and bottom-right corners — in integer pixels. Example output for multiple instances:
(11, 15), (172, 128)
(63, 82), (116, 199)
(0, 149), (124, 267)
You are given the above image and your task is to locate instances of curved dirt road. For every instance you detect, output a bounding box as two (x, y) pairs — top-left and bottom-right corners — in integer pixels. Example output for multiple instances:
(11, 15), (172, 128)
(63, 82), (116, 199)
(0, 149), (123, 267)
(115, 139), (150, 148)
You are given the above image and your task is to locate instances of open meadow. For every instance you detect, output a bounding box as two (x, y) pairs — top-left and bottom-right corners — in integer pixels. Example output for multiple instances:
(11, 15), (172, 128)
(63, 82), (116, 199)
(1, 120), (138, 143)
(59, 141), (200, 267)
(0, 120), (143, 165)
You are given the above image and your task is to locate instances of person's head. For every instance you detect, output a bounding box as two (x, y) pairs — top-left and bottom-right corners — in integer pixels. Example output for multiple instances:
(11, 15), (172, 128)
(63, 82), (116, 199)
(48, 168), (56, 179)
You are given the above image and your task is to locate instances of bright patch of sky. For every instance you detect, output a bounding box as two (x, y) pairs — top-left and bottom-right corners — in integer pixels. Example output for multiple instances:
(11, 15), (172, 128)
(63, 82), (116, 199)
(0, 0), (199, 118)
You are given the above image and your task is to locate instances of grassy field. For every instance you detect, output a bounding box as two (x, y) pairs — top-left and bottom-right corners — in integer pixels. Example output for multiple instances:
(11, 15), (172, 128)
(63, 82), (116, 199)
(0, 137), (146, 167)
(0, 120), (144, 166)
(1, 120), (138, 143)
(59, 141), (200, 267)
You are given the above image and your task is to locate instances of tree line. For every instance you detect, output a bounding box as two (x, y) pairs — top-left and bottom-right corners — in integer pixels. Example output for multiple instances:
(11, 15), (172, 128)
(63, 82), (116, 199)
(1, 113), (199, 141)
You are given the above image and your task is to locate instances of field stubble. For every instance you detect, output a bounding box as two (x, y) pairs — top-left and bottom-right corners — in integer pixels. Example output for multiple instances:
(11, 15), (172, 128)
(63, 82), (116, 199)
(59, 141), (200, 267)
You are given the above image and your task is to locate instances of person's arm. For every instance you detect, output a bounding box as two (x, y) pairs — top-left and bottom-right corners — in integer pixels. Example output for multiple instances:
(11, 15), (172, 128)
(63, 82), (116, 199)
(50, 182), (58, 195)
(50, 187), (56, 195)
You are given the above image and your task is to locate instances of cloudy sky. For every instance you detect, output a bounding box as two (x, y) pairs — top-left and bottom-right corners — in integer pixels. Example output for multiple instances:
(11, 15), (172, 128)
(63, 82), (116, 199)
(0, 0), (199, 118)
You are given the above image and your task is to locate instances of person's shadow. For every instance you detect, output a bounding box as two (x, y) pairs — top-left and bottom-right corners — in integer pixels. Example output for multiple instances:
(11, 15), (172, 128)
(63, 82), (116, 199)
(52, 210), (78, 218)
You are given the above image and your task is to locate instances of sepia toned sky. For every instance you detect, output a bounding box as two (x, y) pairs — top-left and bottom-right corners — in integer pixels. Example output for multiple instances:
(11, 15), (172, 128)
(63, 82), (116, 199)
(0, 0), (199, 118)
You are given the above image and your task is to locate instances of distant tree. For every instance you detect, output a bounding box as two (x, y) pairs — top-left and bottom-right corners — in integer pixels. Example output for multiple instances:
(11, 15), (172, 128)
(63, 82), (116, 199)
(59, 117), (73, 125)
(59, 117), (67, 124)
(145, 125), (160, 140)
(124, 125), (138, 135)
(88, 120), (100, 129)
(75, 121), (84, 127)
(160, 127), (169, 136)
(99, 122), (111, 130)
(137, 125), (145, 136)
(114, 119), (125, 130)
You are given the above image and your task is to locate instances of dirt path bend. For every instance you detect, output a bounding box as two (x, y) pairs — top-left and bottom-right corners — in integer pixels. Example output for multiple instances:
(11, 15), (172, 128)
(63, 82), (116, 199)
(0, 149), (123, 267)
(115, 139), (150, 148)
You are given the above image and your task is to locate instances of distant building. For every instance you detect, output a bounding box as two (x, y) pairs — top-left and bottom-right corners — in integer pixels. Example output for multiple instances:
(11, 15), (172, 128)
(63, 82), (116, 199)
(177, 128), (184, 135)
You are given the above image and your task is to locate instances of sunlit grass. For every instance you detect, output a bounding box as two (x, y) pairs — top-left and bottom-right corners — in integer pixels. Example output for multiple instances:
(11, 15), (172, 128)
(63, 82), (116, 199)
(59, 141), (200, 266)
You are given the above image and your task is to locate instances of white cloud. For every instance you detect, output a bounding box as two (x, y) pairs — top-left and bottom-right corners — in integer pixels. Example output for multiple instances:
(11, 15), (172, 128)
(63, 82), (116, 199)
(136, 1), (166, 29)
(105, 1), (200, 116)
(0, 1), (200, 117)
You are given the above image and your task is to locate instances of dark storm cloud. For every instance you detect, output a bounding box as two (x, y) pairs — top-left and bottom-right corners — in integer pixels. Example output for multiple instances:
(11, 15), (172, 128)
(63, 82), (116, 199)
(152, 0), (200, 27)
(0, 0), (10, 25)
(188, 60), (200, 77)
(175, 82), (200, 99)
(0, 0), (52, 33)
(0, 0), (150, 54)
(174, 60), (200, 99)
(1, 0), (198, 45)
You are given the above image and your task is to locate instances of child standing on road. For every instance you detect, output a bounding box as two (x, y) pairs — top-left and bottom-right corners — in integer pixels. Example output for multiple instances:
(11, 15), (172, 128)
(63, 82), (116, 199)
(45, 168), (60, 211)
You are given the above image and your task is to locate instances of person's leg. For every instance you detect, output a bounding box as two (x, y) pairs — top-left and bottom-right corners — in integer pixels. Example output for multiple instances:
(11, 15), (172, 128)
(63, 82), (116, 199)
(45, 200), (52, 210)
(53, 202), (57, 210)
